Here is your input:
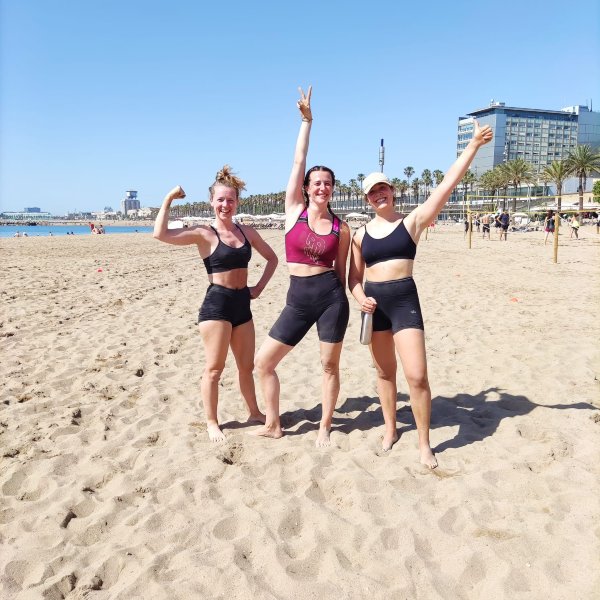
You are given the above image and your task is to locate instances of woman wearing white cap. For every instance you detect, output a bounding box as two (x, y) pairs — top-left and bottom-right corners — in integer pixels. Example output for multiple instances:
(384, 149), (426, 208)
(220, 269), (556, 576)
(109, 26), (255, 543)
(348, 120), (493, 466)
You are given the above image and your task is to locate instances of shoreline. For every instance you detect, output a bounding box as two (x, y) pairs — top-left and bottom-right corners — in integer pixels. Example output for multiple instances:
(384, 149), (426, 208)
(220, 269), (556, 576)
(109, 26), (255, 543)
(0, 219), (155, 227)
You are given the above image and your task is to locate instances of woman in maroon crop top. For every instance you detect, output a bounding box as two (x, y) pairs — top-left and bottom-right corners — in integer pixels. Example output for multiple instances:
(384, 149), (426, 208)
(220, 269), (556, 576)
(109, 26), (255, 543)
(252, 86), (351, 447)
(348, 120), (493, 466)
(153, 166), (278, 443)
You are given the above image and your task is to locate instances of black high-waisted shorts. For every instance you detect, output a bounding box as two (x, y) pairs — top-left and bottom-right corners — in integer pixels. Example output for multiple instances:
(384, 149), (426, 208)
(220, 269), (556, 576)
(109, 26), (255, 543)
(269, 271), (349, 346)
(198, 283), (252, 327)
(364, 276), (424, 333)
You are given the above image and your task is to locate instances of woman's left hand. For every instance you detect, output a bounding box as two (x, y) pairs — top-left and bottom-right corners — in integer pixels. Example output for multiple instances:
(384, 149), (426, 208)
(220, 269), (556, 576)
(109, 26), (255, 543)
(472, 119), (493, 146)
(297, 85), (313, 121)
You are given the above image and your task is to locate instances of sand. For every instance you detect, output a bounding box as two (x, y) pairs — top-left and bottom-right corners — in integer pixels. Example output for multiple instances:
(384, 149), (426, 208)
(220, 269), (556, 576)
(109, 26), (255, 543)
(1, 224), (599, 599)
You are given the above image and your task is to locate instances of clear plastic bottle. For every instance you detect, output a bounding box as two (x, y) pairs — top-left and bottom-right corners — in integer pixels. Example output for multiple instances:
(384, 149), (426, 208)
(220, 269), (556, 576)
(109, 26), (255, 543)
(359, 311), (373, 345)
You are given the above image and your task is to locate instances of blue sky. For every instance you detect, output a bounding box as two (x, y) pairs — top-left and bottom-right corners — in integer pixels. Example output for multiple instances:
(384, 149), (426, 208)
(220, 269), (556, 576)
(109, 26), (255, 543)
(1, 0), (599, 215)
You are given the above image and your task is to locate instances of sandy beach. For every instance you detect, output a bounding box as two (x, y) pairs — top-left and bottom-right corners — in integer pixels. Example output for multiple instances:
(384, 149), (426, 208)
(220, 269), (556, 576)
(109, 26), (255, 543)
(1, 224), (599, 599)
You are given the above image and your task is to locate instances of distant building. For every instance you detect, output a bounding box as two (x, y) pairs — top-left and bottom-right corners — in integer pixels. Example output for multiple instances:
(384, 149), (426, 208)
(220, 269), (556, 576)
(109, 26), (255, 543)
(24, 207), (42, 213)
(457, 102), (600, 184)
(121, 190), (140, 216)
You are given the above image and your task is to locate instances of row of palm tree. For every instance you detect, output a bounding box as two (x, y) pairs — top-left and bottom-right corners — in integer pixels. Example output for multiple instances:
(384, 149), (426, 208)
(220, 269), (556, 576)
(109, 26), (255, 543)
(470, 145), (600, 212)
(161, 146), (599, 218)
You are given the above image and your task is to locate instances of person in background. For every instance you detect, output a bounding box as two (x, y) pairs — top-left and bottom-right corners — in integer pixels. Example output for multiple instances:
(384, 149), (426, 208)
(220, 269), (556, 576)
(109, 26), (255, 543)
(499, 209), (509, 241)
(481, 213), (491, 239)
(153, 166), (278, 442)
(569, 213), (580, 239)
(544, 210), (555, 245)
(348, 119), (493, 467)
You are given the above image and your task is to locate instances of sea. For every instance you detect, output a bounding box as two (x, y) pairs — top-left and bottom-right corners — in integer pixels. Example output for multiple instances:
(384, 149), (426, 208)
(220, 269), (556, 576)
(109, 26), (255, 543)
(1, 224), (154, 238)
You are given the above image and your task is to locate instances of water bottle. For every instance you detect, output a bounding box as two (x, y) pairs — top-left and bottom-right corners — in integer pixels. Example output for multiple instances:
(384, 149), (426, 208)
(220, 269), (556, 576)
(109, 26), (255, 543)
(359, 311), (373, 345)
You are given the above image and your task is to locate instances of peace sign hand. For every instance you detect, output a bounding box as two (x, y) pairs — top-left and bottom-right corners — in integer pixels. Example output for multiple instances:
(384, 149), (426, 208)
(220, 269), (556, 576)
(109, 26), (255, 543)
(297, 85), (313, 122)
(472, 119), (493, 146)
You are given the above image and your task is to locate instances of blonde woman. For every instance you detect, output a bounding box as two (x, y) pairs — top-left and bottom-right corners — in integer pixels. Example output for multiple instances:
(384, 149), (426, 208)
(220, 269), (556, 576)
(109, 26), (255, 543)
(154, 166), (278, 441)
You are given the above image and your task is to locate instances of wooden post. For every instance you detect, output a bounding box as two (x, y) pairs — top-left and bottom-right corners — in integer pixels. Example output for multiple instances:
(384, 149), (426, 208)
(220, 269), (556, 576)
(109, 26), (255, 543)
(553, 212), (559, 263)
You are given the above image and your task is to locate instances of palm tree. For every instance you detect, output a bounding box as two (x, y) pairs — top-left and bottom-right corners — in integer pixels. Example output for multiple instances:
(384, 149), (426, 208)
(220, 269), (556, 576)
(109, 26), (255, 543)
(433, 170), (444, 187)
(460, 170), (476, 203)
(411, 178), (421, 204)
(348, 179), (358, 208)
(566, 145), (600, 211)
(404, 166), (414, 201)
(421, 169), (433, 200)
(390, 177), (401, 208)
(541, 161), (571, 213)
(503, 158), (535, 212)
(357, 173), (365, 193)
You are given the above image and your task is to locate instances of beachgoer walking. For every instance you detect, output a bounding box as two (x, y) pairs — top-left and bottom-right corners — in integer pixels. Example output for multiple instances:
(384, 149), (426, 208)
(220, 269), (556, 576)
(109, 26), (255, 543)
(253, 86), (351, 447)
(570, 213), (580, 239)
(544, 210), (555, 245)
(153, 167), (278, 442)
(348, 119), (493, 467)
(481, 213), (491, 239)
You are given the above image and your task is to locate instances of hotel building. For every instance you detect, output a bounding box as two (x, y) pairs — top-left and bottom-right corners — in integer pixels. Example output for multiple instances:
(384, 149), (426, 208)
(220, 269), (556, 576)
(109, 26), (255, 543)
(456, 102), (600, 186)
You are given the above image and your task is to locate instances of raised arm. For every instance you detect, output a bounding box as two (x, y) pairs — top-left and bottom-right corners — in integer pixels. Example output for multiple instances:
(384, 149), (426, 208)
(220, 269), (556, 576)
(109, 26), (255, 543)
(153, 186), (203, 245)
(405, 120), (493, 239)
(285, 86), (313, 214)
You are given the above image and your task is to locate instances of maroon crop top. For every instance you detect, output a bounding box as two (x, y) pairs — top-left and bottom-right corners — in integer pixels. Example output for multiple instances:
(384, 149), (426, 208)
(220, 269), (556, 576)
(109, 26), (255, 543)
(285, 208), (341, 268)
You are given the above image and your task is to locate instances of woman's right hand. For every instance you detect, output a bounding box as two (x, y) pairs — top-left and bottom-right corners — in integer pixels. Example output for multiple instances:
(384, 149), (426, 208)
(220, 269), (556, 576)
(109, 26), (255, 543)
(166, 185), (186, 201)
(297, 86), (312, 122)
(361, 296), (377, 314)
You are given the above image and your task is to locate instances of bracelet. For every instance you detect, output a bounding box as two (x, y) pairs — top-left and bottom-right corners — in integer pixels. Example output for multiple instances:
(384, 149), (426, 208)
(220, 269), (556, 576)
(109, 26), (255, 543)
(302, 118), (312, 123)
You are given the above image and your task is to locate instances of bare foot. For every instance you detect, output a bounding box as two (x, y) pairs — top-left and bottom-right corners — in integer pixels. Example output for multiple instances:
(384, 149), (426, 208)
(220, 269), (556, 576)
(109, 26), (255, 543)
(246, 412), (266, 424)
(207, 422), (226, 442)
(382, 431), (399, 452)
(419, 444), (438, 469)
(249, 423), (283, 439)
(315, 426), (331, 448)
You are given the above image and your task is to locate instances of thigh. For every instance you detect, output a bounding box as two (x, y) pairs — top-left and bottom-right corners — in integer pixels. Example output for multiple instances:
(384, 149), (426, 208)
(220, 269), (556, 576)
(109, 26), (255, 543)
(369, 330), (397, 378)
(316, 296), (349, 343)
(199, 320), (232, 368)
(393, 328), (428, 381)
(255, 335), (295, 371)
(269, 303), (314, 347)
(230, 319), (255, 371)
(319, 340), (343, 369)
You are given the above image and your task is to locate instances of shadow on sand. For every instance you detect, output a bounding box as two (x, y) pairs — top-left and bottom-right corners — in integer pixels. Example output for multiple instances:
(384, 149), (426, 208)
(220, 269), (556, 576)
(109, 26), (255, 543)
(274, 387), (597, 449)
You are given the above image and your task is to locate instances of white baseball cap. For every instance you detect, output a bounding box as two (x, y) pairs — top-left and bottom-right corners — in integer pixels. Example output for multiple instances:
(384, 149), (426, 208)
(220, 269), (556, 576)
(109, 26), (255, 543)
(363, 172), (393, 194)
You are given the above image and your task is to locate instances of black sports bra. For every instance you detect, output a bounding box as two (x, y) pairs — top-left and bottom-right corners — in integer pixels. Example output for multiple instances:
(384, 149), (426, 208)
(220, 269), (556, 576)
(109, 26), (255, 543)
(203, 225), (252, 274)
(361, 220), (416, 267)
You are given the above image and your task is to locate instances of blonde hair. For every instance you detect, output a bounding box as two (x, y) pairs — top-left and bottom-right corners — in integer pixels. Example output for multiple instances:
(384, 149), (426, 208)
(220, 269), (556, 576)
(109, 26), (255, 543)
(209, 165), (246, 200)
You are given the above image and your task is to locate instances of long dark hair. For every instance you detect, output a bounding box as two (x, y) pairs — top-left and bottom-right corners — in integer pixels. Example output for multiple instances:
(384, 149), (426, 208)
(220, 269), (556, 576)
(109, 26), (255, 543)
(302, 165), (339, 219)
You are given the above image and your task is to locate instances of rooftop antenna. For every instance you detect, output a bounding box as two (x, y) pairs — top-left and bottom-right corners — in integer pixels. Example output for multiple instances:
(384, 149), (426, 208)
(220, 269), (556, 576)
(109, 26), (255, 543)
(379, 139), (385, 173)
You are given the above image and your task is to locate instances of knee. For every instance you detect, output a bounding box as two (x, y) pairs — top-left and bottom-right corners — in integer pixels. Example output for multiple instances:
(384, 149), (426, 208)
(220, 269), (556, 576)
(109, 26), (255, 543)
(374, 366), (396, 383)
(405, 371), (429, 391)
(254, 355), (275, 378)
(320, 359), (340, 376)
(203, 366), (224, 384)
